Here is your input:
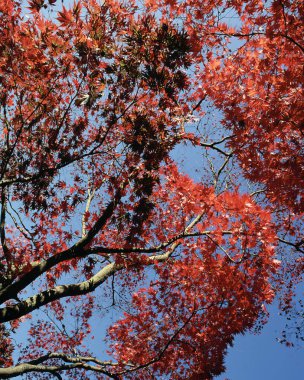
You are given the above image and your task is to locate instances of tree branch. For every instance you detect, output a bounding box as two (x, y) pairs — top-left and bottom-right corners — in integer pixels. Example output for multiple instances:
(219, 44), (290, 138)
(0, 361), (119, 379)
(0, 215), (213, 322)
(82, 188), (95, 238)
(0, 187), (10, 262)
(278, 237), (304, 254)
(0, 351), (128, 379)
(0, 189), (122, 304)
(0, 262), (120, 322)
(210, 31), (304, 54)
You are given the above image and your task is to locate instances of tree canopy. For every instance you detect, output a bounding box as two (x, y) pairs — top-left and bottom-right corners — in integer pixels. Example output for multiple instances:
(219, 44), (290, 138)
(0, 0), (303, 378)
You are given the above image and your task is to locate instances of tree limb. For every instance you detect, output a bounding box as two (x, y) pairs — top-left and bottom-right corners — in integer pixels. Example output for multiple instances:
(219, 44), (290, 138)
(0, 219), (206, 322)
(0, 189), (122, 304)
(0, 361), (119, 379)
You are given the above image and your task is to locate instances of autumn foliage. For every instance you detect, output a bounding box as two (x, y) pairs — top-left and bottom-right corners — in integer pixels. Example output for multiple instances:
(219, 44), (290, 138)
(0, 0), (303, 379)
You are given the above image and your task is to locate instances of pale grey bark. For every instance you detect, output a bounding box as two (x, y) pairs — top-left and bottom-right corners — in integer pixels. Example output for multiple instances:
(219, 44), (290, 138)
(0, 361), (119, 379)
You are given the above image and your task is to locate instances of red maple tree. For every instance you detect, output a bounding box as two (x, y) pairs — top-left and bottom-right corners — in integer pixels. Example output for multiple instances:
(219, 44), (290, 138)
(0, 0), (303, 378)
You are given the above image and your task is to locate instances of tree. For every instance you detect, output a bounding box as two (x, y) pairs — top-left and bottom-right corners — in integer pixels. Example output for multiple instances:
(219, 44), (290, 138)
(0, 0), (303, 378)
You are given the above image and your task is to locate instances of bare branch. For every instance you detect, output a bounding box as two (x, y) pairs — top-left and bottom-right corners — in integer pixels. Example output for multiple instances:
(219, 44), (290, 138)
(0, 187), (10, 262)
(199, 135), (235, 157)
(210, 31), (304, 54)
(6, 200), (33, 242)
(82, 188), (95, 238)
(278, 237), (304, 254)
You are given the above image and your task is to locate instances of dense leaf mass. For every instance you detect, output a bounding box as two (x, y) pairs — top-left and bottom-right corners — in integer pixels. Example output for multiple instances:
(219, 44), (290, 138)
(0, 0), (303, 379)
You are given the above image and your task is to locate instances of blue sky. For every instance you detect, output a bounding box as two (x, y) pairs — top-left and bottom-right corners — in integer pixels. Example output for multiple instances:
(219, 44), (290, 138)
(217, 303), (304, 380)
